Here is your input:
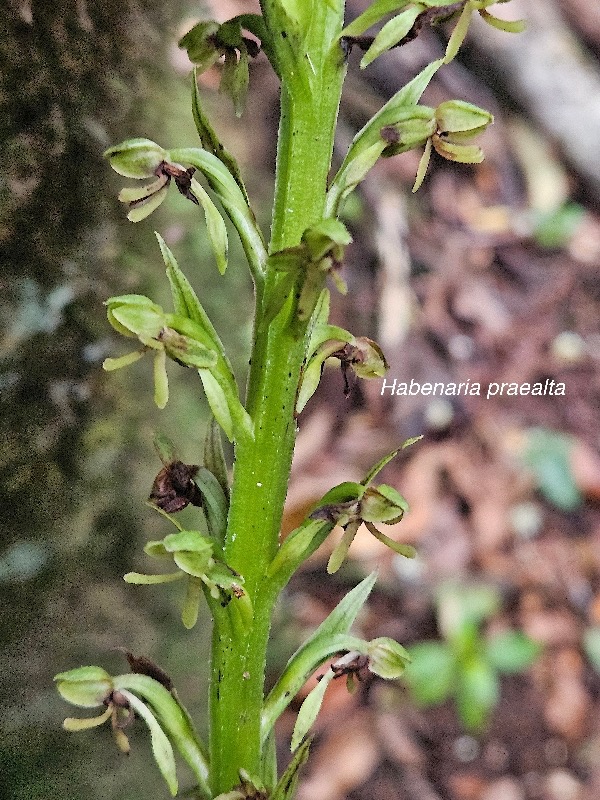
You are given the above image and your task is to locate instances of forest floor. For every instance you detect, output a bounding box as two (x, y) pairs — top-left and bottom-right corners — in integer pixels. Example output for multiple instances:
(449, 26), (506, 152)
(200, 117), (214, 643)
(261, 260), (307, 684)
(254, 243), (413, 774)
(263, 3), (600, 797)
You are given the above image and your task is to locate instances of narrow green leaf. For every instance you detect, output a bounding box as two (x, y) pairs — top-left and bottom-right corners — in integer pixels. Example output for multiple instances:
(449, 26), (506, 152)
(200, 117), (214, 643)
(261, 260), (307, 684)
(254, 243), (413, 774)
(266, 519), (333, 580)
(444, 1), (473, 63)
(191, 68), (248, 200)
(291, 669), (335, 751)
(326, 59), (442, 216)
(362, 448), (402, 486)
(271, 737), (311, 800)
(326, 140), (387, 217)
(189, 178), (228, 274)
(261, 573), (377, 740)
(341, 0), (411, 38)
(120, 690), (178, 796)
(158, 233), (222, 342)
(296, 352), (329, 414)
(199, 369), (234, 442)
(360, 7), (422, 68)
(193, 466), (229, 542)
(204, 417), (230, 500)
(113, 673), (210, 795)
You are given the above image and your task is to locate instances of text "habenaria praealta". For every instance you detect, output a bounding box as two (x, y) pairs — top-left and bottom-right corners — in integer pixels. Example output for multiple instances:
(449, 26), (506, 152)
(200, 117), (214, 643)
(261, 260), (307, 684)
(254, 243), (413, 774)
(381, 378), (566, 401)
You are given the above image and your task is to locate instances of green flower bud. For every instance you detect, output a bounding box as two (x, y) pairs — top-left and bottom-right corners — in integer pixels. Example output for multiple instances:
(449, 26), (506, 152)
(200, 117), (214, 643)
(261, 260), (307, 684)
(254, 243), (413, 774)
(104, 138), (167, 179)
(346, 337), (389, 380)
(105, 295), (165, 341)
(435, 100), (493, 136)
(380, 107), (436, 157)
(158, 328), (217, 370)
(54, 666), (113, 708)
(178, 21), (222, 73)
(360, 484), (408, 525)
(366, 637), (411, 680)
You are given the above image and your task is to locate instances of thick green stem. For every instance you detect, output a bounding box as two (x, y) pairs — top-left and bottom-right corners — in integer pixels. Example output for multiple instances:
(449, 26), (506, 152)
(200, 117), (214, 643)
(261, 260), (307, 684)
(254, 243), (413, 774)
(208, 2), (347, 793)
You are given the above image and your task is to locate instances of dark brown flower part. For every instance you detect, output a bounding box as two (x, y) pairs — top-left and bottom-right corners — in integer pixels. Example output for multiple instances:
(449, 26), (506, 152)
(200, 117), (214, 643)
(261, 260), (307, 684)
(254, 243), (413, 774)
(121, 649), (174, 692)
(149, 460), (203, 513)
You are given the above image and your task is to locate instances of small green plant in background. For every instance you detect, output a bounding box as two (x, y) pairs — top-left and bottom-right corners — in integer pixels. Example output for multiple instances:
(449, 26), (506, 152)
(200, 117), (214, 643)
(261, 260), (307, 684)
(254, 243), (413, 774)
(404, 583), (542, 732)
(54, 2), (523, 798)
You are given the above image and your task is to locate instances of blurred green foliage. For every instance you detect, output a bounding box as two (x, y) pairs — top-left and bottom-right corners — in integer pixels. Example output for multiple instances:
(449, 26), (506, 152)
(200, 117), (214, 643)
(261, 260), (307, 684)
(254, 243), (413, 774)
(404, 582), (542, 732)
(523, 427), (582, 511)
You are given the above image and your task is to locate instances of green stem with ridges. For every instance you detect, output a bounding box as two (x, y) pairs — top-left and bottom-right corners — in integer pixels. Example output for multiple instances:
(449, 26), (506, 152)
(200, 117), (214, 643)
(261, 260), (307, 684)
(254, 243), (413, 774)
(208, 1), (347, 793)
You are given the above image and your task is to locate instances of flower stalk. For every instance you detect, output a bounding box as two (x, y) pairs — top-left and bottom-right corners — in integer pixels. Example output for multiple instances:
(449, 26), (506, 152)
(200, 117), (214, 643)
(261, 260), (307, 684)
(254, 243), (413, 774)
(55, 1), (521, 797)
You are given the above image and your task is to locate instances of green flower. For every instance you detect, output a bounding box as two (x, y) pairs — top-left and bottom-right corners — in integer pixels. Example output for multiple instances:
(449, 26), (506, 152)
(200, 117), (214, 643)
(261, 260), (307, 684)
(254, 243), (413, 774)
(54, 666), (204, 797)
(125, 526), (252, 632)
(102, 295), (217, 409)
(105, 140), (202, 222)
(412, 99), (494, 191)
(54, 667), (173, 782)
(311, 478), (415, 574)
